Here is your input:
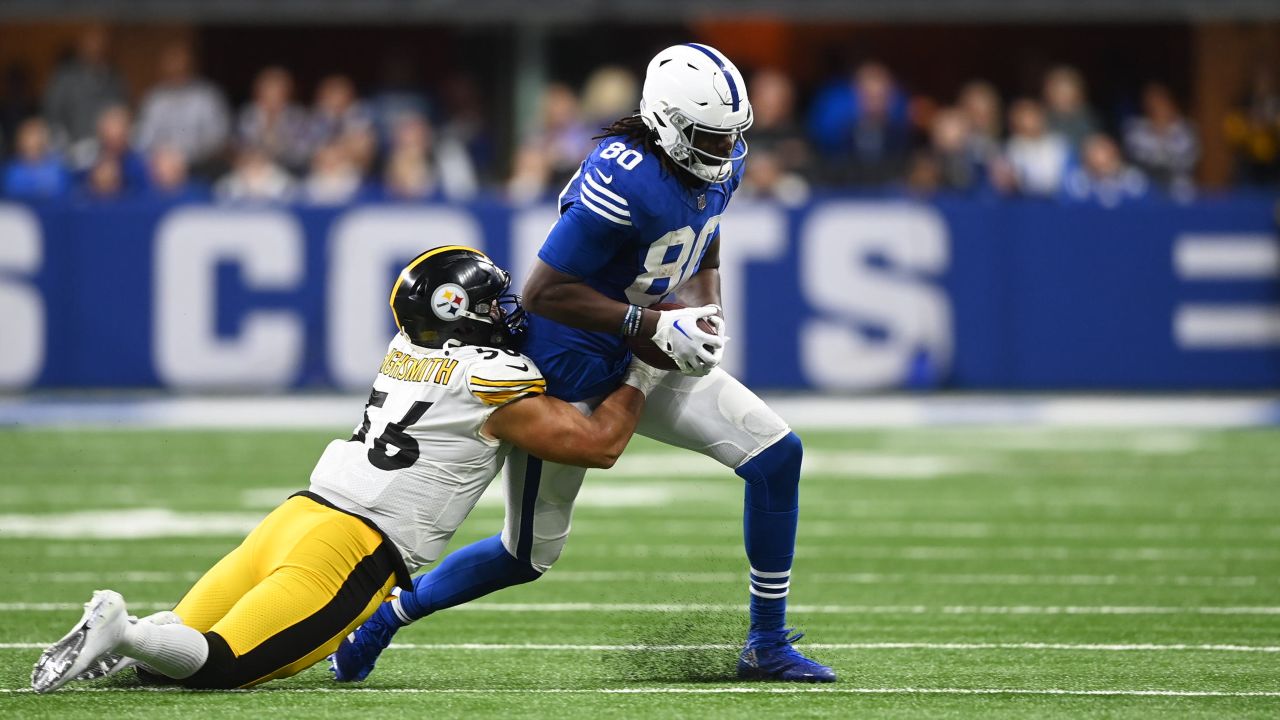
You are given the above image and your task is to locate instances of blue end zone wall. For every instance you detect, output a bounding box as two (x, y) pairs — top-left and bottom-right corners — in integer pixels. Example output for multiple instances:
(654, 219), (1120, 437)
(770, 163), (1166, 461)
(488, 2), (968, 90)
(0, 195), (1276, 391)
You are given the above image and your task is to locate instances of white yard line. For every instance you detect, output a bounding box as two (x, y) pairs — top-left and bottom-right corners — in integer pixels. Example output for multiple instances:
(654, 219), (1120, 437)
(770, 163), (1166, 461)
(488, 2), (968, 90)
(18, 570), (1265, 589)
(575, 544), (1280, 562)
(4, 394), (1279, 428)
(7, 641), (1272, 652)
(4, 602), (1280, 615)
(10, 538), (1280, 561)
(1, 686), (1278, 697)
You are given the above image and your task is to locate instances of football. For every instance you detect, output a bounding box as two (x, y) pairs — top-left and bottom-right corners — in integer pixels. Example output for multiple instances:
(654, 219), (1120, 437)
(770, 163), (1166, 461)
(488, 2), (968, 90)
(626, 302), (718, 370)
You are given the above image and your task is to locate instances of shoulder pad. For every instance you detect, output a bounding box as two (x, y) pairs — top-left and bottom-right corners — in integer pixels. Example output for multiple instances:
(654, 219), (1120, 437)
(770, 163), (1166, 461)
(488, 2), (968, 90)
(465, 349), (547, 408)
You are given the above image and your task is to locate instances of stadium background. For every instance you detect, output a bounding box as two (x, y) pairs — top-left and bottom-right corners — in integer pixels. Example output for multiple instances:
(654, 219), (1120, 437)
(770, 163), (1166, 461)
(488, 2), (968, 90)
(2, 1), (1280, 716)
(1, 0), (1278, 393)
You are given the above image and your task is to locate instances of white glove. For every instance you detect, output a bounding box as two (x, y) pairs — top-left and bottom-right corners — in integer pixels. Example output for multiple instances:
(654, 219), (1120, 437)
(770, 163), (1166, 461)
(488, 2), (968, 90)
(622, 356), (667, 396)
(651, 304), (726, 377)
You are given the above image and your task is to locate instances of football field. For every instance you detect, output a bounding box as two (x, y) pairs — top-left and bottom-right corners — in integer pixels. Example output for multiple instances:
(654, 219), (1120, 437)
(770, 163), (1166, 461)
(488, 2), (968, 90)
(2, 424), (1279, 718)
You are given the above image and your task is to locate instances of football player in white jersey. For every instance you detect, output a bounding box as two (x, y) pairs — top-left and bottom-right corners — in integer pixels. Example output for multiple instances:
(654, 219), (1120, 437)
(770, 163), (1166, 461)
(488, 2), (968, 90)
(31, 246), (666, 693)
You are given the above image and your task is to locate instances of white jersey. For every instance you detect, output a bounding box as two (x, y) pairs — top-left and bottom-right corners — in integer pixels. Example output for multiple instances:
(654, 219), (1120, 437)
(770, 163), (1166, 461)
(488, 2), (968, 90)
(308, 333), (546, 572)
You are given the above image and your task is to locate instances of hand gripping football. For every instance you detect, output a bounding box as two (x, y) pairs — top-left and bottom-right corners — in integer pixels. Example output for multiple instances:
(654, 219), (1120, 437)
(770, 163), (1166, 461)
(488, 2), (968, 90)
(625, 302), (719, 370)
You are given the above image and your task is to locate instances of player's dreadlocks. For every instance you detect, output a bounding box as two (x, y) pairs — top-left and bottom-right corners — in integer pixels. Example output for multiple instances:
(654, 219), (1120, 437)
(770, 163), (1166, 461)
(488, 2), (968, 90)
(595, 114), (703, 189)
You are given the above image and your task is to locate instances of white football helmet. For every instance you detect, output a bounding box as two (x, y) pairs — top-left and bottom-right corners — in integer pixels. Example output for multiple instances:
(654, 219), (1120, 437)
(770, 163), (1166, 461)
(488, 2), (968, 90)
(639, 43), (753, 184)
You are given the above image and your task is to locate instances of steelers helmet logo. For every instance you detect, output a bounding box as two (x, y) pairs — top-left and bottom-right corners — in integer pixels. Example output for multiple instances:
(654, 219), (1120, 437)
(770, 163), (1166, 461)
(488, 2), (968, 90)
(431, 283), (470, 320)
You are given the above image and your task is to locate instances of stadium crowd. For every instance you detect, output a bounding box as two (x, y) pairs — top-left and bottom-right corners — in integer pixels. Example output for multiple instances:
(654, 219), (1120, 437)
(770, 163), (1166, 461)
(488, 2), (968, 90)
(3, 28), (1279, 207)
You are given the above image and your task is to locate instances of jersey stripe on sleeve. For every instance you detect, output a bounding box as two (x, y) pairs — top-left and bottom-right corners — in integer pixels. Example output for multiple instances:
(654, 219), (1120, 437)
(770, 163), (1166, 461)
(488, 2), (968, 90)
(578, 193), (632, 226)
(468, 375), (547, 408)
(585, 170), (628, 206)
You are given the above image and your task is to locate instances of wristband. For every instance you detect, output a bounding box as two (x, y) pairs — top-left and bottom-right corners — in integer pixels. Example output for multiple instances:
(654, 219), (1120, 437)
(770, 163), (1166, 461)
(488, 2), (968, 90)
(620, 304), (643, 337)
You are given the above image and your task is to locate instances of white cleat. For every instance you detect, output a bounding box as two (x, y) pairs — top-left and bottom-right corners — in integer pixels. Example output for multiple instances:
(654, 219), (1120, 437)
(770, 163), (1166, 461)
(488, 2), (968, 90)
(72, 610), (182, 682)
(31, 590), (129, 693)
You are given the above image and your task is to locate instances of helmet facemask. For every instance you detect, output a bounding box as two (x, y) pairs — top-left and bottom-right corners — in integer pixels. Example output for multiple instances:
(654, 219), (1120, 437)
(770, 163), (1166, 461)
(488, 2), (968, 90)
(657, 105), (752, 184)
(475, 291), (528, 348)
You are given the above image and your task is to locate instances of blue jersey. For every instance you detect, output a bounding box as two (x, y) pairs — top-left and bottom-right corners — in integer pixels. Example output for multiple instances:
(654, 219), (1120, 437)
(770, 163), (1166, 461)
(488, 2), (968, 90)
(523, 135), (743, 401)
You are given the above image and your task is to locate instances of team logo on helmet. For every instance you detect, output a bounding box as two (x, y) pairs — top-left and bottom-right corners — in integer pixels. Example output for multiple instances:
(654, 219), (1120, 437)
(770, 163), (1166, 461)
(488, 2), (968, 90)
(431, 283), (469, 320)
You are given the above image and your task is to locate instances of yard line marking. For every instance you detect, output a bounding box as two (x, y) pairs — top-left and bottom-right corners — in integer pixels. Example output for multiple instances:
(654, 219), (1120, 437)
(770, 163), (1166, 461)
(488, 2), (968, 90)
(5, 394), (1278, 428)
(546, 571), (1263, 588)
(1, 687), (1279, 697)
(5, 602), (1280, 615)
(579, 544), (1280, 562)
(19, 571), (204, 584)
(11, 543), (1280, 563)
(4, 641), (1279, 653)
(17, 570), (1264, 589)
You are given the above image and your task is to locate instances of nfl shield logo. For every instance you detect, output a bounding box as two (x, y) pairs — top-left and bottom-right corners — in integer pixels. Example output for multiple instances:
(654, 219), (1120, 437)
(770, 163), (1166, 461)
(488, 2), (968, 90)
(697, 194), (707, 211)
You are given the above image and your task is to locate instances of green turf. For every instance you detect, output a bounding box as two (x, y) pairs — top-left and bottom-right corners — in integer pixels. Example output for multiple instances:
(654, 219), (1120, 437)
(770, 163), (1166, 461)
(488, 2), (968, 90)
(2, 427), (1279, 718)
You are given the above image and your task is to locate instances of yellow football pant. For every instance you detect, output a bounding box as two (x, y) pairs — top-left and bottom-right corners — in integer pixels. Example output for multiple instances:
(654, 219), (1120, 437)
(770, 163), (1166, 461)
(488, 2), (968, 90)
(171, 493), (402, 688)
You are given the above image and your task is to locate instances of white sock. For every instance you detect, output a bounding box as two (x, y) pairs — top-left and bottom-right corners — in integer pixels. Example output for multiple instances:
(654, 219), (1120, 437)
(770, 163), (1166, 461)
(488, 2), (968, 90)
(118, 619), (209, 679)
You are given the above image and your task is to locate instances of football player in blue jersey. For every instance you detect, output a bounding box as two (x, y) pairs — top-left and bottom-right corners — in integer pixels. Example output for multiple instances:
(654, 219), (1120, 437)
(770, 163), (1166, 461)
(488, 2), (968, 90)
(332, 43), (835, 683)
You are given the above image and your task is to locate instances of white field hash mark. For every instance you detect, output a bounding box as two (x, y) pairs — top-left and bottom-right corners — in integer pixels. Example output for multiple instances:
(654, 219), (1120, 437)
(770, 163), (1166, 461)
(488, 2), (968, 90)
(1, 687), (1279, 698)
(3, 641), (1279, 653)
(5, 602), (1280, 615)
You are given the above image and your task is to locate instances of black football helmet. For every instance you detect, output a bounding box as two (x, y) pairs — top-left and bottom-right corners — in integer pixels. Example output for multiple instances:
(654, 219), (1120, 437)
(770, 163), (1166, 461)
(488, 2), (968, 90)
(389, 246), (526, 349)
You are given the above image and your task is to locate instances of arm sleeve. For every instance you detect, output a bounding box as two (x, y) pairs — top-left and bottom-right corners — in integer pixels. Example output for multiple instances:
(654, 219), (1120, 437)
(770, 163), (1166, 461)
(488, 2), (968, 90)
(537, 200), (633, 279)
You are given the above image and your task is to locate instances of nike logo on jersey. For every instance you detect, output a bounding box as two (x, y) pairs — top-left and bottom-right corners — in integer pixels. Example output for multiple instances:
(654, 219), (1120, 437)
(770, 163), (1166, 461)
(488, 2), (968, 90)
(507, 362), (530, 371)
(594, 169), (613, 184)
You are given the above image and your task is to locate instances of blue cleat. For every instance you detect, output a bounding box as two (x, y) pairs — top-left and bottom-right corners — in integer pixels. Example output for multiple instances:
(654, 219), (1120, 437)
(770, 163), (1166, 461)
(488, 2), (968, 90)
(328, 608), (400, 682)
(737, 628), (836, 683)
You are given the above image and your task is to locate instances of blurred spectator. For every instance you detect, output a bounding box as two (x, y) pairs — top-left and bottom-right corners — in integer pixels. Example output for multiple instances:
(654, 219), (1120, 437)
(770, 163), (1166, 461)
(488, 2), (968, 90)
(382, 111), (478, 201)
(340, 125), (379, 177)
(43, 24), (126, 149)
(371, 52), (432, 146)
(437, 75), (495, 183)
(1042, 65), (1099, 150)
(740, 150), (809, 206)
(506, 144), (552, 204)
(957, 80), (1003, 165)
(309, 74), (374, 148)
(135, 41), (231, 171)
(1123, 83), (1198, 197)
(749, 68), (813, 179)
(72, 105), (149, 192)
(580, 65), (639, 128)
(1004, 98), (1070, 197)
(2, 118), (69, 199)
(1, 64), (39, 160)
(302, 141), (364, 205)
(384, 151), (432, 201)
(148, 145), (207, 200)
(237, 67), (312, 172)
(1063, 133), (1148, 208)
(904, 149), (943, 197)
(83, 157), (124, 200)
(216, 145), (296, 202)
(927, 107), (981, 191)
(1224, 68), (1280, 186)
(387, 111), (439, 200)
(808, 62), (912, 185)
(530, 83), (593, 189)
(340, 124), (373, 175)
